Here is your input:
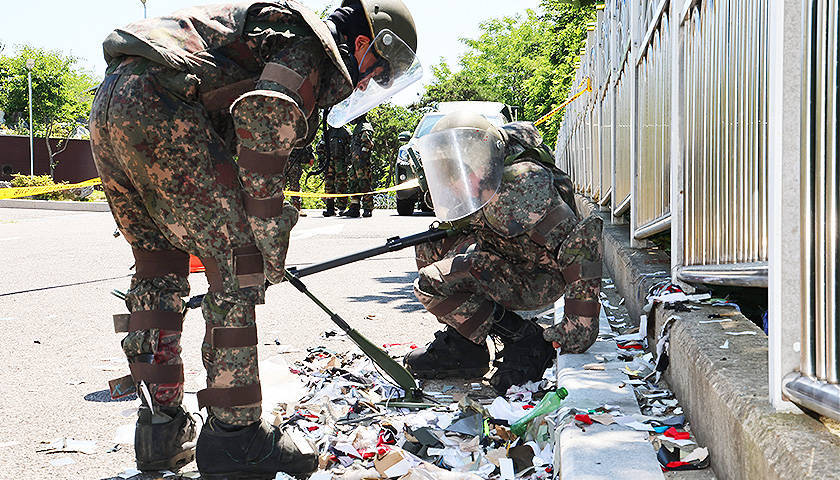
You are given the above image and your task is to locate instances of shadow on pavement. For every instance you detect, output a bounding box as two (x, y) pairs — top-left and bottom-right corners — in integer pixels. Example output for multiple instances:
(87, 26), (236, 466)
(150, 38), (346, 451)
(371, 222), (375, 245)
(347, 271), (424, 313)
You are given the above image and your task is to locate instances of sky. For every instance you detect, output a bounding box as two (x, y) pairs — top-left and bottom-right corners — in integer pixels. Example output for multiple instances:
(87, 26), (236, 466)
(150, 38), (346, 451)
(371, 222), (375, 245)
(0, 0), (540, 104)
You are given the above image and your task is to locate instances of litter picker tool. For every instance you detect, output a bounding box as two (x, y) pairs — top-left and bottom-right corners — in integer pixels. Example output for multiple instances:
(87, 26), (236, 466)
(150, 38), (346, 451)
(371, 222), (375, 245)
(283, 269), (423, 402)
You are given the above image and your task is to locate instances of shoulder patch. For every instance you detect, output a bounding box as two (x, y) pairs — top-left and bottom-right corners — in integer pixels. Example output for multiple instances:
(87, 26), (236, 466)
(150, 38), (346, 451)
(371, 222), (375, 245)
(482, 161), (553, 237)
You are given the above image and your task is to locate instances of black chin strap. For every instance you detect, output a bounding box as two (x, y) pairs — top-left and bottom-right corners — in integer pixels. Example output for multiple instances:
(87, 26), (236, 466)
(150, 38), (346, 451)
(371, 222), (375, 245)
(326, 19), (360, 85)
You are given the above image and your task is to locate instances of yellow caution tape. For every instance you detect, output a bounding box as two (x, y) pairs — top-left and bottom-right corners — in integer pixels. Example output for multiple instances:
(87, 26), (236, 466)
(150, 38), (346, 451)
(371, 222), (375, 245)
(533, 77), (592, 127)
(285, 178), (420, 198)
(0, 178), (102, 200)
(0, 177), (421, 201)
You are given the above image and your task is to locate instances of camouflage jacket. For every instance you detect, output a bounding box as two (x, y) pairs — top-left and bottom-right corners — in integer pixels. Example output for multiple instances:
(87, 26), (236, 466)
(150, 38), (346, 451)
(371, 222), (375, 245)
(467, 122), (580, 272)
(350, 122), (374, 162)
(103, 1), (354, 149)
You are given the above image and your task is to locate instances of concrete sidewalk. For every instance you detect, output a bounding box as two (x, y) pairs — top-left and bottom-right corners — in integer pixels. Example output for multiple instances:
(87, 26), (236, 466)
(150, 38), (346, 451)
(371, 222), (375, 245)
(0, 198), (110, 212)
(575, 194), (840, 480)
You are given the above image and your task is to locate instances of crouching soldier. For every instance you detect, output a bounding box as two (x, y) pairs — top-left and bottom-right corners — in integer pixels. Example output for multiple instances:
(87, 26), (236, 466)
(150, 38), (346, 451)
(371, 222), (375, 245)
(404, 112), (603, 394)
(90, 0), (419, 477)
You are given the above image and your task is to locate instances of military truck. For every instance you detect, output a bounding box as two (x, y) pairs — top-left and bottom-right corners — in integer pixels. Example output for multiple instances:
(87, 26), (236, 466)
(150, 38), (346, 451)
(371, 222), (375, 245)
(394, 101), (518, 216)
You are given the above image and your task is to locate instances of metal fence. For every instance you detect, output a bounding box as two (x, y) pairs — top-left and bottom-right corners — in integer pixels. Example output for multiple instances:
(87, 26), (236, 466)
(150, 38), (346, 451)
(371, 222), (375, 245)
(556, 0), (768, 287)
(784, 0), (840, 421)
(679, 0), (769, 286)
(634, 5), (671, 238)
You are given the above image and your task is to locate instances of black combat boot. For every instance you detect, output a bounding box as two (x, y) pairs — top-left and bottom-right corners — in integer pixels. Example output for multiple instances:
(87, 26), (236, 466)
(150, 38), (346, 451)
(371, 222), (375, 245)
(362, 208), (373, 217)
(196, 416), (317, 480)
(322, 199), (336, 217)
(344, 203), (361, 218)
(404, 327), (490, 378)
(135, 405), (196, 471)
(489, 309), (555, 394)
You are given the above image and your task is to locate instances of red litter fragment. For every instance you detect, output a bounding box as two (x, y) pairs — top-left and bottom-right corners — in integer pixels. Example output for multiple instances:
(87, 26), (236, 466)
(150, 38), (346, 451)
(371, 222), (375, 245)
(307, 426), (319, 432)
(666, 461), (691, 469)
(617, 343), (644, 350)
(362, 451), (376, 459)
(382, 342), (419, 349)
(664, 427), (690, 440)
(574, 414), (593, 425)
(523, 405), (534, 410)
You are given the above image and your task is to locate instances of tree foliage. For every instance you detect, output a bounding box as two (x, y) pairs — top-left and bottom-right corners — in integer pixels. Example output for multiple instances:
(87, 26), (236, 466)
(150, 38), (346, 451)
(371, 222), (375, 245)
(0, 45), (98, 136)
(420, 1), (595, 147)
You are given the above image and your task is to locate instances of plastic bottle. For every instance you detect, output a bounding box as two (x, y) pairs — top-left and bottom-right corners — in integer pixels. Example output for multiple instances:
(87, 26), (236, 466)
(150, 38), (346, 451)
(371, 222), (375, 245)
(510, 387), (569, 436)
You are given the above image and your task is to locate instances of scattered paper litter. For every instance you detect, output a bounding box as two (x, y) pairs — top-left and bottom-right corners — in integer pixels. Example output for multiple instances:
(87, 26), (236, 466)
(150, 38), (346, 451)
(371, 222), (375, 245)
(699, 319), (733, 324)
(118, 468), (142, 478)
(726, 331), (758, 336)
(583, 363), (605, 371)
(624, 421), (656, 432)
(39, 438), (97, 455)
(589, 414), (616, 425)
(49, 457), (75, 467)
(657, 435), (696, 447)
(682, 447), (709, 463)
(720, 340), (730, 349)
(499, 457), (515, 480)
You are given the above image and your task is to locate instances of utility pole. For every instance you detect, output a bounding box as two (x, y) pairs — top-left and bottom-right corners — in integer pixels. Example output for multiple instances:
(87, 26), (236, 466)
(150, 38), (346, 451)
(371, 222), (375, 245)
(25, 58), (34, 176)
(140, 0), (147, 18)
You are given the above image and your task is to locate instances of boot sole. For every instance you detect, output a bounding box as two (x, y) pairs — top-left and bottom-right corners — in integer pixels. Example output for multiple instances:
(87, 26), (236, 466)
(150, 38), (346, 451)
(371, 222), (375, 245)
(137, 447), (195, 472)
(407, 366), (489, 379)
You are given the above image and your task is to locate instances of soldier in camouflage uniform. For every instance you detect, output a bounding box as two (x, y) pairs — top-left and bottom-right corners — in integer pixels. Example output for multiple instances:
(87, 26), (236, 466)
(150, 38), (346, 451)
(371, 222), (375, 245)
(285, 145), (314, 215)
(346, 114), (375, 217)
(404, 112), (602, 394)
(316, 125), (351, 216)
(90, 1), (418, 477)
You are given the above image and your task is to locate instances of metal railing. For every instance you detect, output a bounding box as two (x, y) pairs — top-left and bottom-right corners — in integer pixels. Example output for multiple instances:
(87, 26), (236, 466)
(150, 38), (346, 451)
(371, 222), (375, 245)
(634, 6), (671, 238)
(555, 0), (768, 287)
(784, 0), (840, 421)
(614, 58), (632, 215)
(679, 0), (768, 286)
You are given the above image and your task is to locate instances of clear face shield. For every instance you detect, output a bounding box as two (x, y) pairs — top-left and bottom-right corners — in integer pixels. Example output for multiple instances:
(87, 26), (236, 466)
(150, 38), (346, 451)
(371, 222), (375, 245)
(327, 29), (423, 127)
(416, 127), (505, 222)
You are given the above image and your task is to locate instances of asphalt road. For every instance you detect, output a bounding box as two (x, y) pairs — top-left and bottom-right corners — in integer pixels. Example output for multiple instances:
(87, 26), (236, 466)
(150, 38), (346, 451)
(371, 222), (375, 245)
(0, 207), (446, 479)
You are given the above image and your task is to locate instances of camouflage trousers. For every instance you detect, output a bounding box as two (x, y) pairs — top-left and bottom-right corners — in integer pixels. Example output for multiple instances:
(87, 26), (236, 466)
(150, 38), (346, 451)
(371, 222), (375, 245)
(324, 156), (349, 211)
(90, 63), (294, 426)
(414, 234), (567, 344)
(284, 160), (303, 210)
(348, 153), (374, 210)
(414, 230), (601, 352)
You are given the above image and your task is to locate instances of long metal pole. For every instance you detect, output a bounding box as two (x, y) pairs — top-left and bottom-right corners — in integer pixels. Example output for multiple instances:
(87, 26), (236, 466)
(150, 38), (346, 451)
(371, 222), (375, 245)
(27, 69), (33, 176)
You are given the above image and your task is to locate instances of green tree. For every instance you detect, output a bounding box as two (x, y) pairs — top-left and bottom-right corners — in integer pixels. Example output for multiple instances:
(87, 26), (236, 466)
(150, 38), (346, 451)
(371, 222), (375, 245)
(420, 1), (595, 147)
(0, 45), (98, 137)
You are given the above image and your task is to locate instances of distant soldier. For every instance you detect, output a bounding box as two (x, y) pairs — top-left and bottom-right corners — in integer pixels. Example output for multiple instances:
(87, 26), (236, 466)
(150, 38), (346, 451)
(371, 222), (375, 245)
(285, 146), (315, 216)
(346, 114), (375, 217)
(317, 125), (352, 216)
(405, 112), (603, 394)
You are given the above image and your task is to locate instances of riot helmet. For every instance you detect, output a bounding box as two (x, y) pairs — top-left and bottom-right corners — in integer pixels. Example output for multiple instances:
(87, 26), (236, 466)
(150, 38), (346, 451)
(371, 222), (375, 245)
(328, 0), (422, 127)
(416, 112), (506, 221)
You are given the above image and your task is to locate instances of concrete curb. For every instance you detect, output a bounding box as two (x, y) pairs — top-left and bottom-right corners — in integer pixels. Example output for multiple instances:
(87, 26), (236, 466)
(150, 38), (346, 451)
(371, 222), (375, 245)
(575, 194), (840, 479)
(0, 199), (110, 212)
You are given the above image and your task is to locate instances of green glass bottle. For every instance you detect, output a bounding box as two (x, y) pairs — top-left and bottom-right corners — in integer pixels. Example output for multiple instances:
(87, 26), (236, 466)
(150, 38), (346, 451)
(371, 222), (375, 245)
(510, 387), (569, 437)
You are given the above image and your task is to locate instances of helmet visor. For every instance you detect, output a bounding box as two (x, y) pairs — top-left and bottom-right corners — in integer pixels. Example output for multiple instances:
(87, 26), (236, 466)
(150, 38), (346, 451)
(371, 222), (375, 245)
(327, 29), (422, 127)
(416, 127), (505, 221)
